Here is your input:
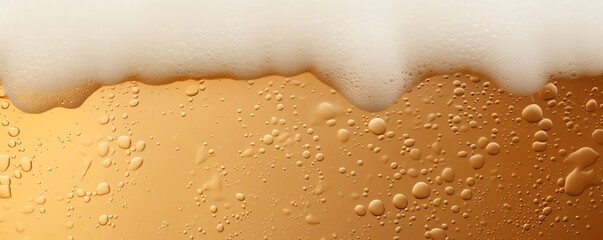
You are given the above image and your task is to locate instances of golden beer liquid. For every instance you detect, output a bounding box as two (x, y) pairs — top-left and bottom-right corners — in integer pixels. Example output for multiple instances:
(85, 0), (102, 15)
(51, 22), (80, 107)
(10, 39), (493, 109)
(0, 72), (602, 239)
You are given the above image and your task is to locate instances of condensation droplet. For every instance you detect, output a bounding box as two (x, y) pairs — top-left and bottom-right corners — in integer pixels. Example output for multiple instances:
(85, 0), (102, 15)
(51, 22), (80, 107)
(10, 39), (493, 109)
(235, 193), (245, 201)
(485, 142), (500, 155)
(412, 182), (430, 199)
(98, 115), (110, 125)
(305, 214), (321, 225)
(216, 223), (224, 233)
(0, 176), (11, 198)
(7, 127), (19, 137)
(428, 228), (447, 240)
(337, 129), (350, 143)
(539, 118), (553, 131)
(97, 142), (110, 157)
(20, 157), (32, 172)
(129, 157), (143, 170)
(585, 99), (598, 112)
(368, 117), (386, 135)
(96, 182), (110, 196)
(564, 147), (600, 196)
(368, 199), (385, 216)
(392, 194), (408, 209)
(185, 85), (200, 96)
(522, 104), (543, 123)
(441, 168), (455, 183)
(460, 189), (473, 200)
(262, 134), (274, 145)
(0, 155), (9, 172)
(117, 136), (131, 149)
(592, 129), (603, 145)
(532, 142), (547, 152)
(98, 214), (109, 226)
(354, 205), (366, 216)
(469, 154), (485, 170)
(537, 83), (558, 100)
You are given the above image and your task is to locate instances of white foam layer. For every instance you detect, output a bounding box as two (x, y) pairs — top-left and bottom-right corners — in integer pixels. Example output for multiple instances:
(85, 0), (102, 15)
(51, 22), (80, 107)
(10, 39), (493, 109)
(1, 1), (603, 112)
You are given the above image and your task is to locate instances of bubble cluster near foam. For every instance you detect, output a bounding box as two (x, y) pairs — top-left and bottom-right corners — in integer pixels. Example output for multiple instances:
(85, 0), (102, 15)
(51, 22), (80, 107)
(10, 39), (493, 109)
(1, 0), (603, 113)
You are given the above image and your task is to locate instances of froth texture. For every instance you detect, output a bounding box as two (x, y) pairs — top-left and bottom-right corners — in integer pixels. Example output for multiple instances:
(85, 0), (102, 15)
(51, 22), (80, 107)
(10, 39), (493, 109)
(1, 1), (603, 112)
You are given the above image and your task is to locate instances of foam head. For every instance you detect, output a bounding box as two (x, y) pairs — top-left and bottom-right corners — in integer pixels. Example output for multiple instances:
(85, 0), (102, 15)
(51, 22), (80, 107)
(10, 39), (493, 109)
(1, 0), (603, 112)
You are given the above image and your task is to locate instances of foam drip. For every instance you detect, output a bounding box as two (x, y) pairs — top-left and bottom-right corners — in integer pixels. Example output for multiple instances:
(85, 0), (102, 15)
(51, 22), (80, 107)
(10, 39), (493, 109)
(1, 1), (603, 112)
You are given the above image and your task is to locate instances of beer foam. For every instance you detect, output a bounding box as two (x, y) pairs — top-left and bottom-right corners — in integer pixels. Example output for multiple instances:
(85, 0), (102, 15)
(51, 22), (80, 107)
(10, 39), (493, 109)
(1, 1), (603, 112)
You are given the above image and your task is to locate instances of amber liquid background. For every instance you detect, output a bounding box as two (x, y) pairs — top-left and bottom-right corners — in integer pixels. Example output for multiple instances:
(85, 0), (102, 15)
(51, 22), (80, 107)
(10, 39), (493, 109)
(0, 72), (602, 239)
